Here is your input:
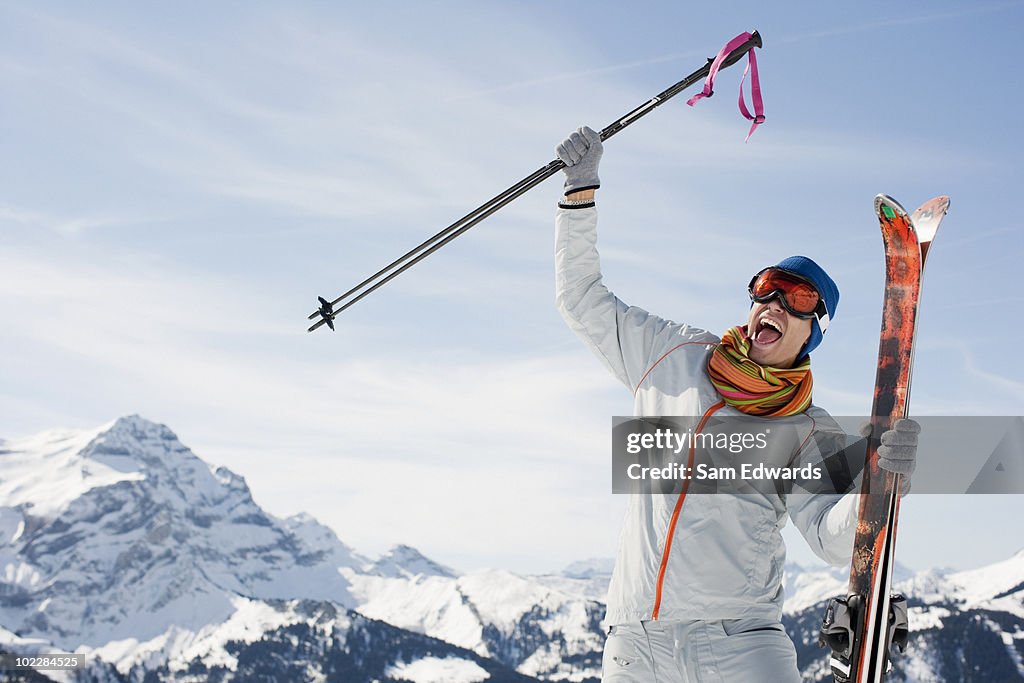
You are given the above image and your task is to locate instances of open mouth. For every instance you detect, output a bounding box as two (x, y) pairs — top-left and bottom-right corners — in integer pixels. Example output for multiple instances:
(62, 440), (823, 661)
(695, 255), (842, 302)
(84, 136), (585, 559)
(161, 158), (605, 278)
(753, 316), (783, 345)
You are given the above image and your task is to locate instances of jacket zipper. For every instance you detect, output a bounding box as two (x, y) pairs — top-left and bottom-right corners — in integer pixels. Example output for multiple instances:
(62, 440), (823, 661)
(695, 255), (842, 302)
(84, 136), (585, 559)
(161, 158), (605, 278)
(650, 400), (726, 620)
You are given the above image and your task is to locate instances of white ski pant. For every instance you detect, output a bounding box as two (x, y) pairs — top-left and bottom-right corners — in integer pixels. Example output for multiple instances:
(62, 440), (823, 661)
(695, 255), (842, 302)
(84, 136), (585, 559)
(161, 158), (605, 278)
(602, 618), (801, 682)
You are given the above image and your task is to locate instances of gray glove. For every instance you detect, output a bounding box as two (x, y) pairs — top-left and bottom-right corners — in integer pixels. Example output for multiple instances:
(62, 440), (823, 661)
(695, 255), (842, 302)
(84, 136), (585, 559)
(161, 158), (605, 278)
(556, 126), (602, 196)
(860, 418), (920, 495)
(878, 418), (920, 477)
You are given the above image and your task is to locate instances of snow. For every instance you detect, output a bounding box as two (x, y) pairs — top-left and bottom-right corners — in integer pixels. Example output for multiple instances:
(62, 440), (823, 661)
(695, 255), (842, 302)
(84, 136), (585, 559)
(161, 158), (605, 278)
(80, 572), (238, 646)
(779, 560), (922, 616)
(458, 569), (558, 629)
(0, 507), (24, 544)
(347, 571), (487, 654)
(370, 544), (457, 579)
(908, 605), (950, 631)
(0, 624), (50, 647)
(900, 646), (944, 683)
(999, 625), (1024, 679)
(348, 565), (604, 677)
(385, 655), (490, 683)
(897, 548), (1024, 619)
(530, 573), (610, 603)
(0, 416), (606, 681)
(982, 615), (1024, 680)
(943, 550), (1024, 606)
(165, 598), (321, 673)
(283, 512), (371, 572)
(0, 420), (141, 519)
(0, 556), (41, 588)
(351, 567), (590, 652)
(561, 557), (614, 579)
(0, 625), (87, 683)
(4, 415), (1022, 682)
(88, 596), (350, 675)
(0, 415), (366, 664)
(88, 637), (145, 668)
(518, 636), (601, 682)
(781, 563), (848, 614)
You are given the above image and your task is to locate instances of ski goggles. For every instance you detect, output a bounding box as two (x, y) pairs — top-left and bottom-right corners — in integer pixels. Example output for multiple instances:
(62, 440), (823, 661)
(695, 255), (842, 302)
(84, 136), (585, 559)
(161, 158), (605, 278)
(748, 267), (830, 331)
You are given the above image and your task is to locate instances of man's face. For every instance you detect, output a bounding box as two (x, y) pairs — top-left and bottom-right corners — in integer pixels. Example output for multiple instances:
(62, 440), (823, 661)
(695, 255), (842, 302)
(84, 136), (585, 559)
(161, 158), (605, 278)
(746, 298), (813, 368)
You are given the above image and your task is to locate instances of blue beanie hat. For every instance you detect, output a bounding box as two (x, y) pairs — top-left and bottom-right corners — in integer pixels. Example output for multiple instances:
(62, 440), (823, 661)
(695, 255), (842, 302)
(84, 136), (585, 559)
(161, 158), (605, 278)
(772, 255), (840, 360)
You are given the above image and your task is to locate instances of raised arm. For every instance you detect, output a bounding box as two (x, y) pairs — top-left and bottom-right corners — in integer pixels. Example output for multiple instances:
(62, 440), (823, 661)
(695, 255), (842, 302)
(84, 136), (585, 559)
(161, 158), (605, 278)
(554, 127), (686, 391)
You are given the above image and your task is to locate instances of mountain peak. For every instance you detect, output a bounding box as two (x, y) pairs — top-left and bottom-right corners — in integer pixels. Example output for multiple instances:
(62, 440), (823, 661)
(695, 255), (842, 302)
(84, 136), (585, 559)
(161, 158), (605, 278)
(0, 417), (358, 647)
(370, 544), (457, 579)
(77, 415), (258, 509)
(107, 413), (166, 432)
(91, 414), (186, 460)
(561, 557), (614, 579)
(0, 419), (148, 520)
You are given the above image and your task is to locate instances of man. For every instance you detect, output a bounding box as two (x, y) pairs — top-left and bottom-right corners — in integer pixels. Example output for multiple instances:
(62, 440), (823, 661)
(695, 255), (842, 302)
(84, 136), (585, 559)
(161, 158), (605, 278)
(554, 126), (919, 682)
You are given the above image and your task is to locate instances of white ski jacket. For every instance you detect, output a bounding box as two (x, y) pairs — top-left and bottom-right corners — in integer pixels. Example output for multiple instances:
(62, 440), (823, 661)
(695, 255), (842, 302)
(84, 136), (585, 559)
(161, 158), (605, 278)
(555, 205), (861, 625)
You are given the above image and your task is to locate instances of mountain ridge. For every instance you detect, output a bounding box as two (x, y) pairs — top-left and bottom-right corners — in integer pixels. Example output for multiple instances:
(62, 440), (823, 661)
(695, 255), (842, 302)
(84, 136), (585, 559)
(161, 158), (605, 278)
(2, 415), (1021, 682)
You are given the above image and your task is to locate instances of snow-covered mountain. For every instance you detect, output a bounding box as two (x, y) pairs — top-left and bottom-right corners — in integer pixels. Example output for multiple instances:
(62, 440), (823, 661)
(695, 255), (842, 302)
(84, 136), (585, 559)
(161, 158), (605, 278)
(782, 553), (1024, 681)
(347, 567), (603, 681)
(0, 417), (601, 682)
(0, 417), (362, 648)
(366, 544), (457, 580)
(780, 560), (915, 616)
(1, 416), (1022, 682)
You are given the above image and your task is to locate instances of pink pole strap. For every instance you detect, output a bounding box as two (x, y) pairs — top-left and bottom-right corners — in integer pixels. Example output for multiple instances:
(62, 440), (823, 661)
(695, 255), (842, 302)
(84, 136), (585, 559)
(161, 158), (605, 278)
(686, 32), (765, 142)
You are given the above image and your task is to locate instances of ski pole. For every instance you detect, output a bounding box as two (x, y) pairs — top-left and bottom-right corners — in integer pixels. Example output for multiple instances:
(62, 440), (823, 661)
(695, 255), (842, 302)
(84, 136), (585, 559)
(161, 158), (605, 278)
(309, 30), (762, 332)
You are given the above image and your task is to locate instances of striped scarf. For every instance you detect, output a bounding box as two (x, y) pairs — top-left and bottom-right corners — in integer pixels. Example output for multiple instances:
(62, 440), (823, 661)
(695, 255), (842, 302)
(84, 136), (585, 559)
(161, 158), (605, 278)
(706, 325), (813, 417)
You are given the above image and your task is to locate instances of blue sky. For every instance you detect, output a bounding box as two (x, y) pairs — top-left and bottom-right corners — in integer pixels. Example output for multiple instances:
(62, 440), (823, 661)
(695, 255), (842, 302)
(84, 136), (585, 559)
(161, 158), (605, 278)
(2, 1), (1022, 574)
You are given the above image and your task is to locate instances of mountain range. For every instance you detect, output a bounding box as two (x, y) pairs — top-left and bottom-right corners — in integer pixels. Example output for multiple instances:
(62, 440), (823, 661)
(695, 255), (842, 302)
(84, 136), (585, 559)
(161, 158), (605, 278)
(0, 416), (1021, 682)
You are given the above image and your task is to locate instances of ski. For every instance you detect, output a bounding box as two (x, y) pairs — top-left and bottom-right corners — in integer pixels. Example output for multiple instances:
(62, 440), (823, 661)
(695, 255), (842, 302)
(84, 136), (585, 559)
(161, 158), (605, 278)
(820, 194), (950, 682)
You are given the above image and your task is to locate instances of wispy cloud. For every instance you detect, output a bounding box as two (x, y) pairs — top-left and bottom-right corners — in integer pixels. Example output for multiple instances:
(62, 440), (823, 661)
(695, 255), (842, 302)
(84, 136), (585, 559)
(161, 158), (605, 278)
(1, 2), (1020, 573)
(954, 343), (1024, 405)
(443, 48), (709, 102)
(446, 0), (1024, 105)
(0, 204), (157, 236)
(3, 2), (983, 234)
(0, 242), (623, 569)
(775, 1), (1024, 44)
